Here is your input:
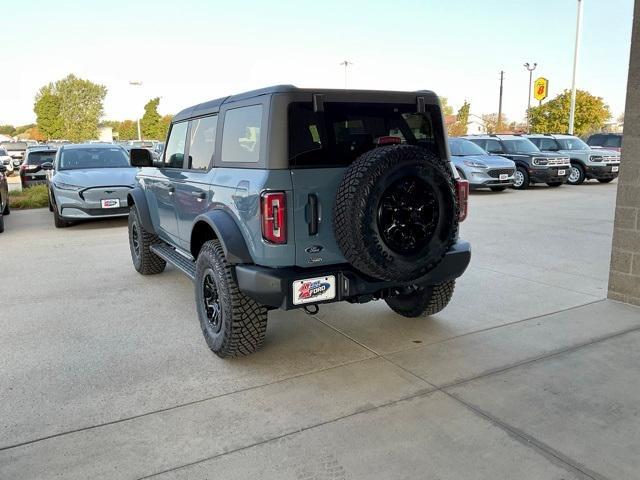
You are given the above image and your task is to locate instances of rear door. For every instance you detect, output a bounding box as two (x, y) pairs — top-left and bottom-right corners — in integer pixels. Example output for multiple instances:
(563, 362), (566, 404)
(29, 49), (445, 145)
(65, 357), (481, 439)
(175, 115), (219, 250)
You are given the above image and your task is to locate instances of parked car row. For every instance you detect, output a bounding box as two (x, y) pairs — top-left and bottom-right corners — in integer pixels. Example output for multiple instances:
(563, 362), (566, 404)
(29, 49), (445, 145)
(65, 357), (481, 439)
(450, 133), (620, 191)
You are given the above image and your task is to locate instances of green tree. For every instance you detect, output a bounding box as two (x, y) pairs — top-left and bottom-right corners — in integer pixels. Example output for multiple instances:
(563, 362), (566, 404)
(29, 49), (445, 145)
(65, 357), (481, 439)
(448, 101), (470, 136)
(0, 125), (16, 136)
(14, 124), (36, 135)
(117, 120), (139, 141)
(33, 74), (107, 141)
(159, 114), (173, 140)
(34, 84), (64, 139)
(141, 97), (162, 139)
(440, 97), (454, 116)
(529, 89), (611, 136)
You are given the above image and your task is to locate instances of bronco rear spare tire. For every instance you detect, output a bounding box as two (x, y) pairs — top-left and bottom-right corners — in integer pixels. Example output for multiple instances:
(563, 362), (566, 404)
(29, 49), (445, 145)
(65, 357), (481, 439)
(334, 145), (458, 282)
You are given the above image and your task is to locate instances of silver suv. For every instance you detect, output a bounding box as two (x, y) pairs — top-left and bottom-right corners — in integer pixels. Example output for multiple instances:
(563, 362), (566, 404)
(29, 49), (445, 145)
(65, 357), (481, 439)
(526, 134), (620, 185)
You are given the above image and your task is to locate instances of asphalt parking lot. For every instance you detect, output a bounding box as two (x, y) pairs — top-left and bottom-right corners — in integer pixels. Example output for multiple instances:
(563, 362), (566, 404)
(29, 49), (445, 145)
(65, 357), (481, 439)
(2, 182), (640, 479)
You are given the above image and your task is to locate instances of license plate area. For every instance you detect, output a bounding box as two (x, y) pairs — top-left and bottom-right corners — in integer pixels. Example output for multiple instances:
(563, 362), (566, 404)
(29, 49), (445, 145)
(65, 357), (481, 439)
(101, 199), (120, 209)
(499, 174), (509, 181)
(557, 169), (566, 176)
(612, 166), (619, 172)
(292, 275), (336, 305)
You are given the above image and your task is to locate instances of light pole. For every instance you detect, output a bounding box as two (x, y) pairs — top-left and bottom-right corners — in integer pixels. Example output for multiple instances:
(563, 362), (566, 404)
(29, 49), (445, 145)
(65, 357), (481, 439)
(524, 62), (537, 133)
(498, 70), (505, 132)
(568, 0), (584, 134)
(128, 80), (143, 141)
(339, 60), (353, 88)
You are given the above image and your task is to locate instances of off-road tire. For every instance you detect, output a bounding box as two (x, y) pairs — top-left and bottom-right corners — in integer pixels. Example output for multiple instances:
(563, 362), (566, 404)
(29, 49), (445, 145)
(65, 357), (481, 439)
(598, 178), (615, 184)
(128, 206), (166, 275)
(490, 186), (507, 192)
(195, 240), (268, 358)
(546, 182), (563, 187)
(53, 203), (72, 228)
(334, 145), (458, 282)
(385, 280), (456, 317)
(567, 163), (585, 185)
(513, 166), (530, 190)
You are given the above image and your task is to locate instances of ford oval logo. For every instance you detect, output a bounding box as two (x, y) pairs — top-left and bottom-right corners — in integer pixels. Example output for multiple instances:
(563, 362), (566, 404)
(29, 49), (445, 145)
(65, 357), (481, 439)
(305, 245), (323, 254)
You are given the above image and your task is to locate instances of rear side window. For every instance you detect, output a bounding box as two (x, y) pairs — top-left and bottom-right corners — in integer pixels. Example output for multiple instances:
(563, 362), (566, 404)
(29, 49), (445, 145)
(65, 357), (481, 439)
(163, 121), (188, 168)
(587, 134), (604, 146)
(27, 151), (56, 165)
(288, 102), (438, 168)
(484, 139), (503, 153)
(539, 138), (559, 151)
(188, 115), (218, 170)
(221, 105), (262, 163)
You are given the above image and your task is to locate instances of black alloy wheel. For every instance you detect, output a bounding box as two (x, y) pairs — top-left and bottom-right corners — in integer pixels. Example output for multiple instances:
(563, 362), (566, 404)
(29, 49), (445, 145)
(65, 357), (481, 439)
(377, 176), (439, 256)
(202, 270), (222, 334)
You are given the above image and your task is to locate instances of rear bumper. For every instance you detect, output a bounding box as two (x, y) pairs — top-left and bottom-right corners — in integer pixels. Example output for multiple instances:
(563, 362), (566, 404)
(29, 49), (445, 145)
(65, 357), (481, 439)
(235, 240), (472, 310)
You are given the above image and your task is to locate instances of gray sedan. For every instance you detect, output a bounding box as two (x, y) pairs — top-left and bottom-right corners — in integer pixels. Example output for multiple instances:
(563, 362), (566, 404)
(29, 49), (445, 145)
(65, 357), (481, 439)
(449, 138), (516, 191)
(44, 144), (138, 228)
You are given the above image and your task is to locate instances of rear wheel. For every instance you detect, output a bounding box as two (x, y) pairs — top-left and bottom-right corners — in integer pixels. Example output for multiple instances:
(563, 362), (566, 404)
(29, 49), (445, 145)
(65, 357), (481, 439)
(128, 205), (166, 275)
(195, 240), (268, 357)
(598, 178), (615, 184)
(567, 163), (585, 185)
(513, 167), (529, 190)
(490, 186), (507, 192)
(385, 280), (456, 317)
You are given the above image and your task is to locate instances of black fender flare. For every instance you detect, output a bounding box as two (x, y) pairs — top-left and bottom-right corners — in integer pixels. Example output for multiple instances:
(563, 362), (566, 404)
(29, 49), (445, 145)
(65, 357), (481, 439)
(192, 209), (253, 264)
(570, 157), (586, 168)
(127, 187), (156, 234)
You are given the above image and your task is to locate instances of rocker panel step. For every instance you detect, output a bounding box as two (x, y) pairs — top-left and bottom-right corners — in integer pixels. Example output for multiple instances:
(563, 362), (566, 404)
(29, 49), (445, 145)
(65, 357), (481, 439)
(150, 243), (196, 281)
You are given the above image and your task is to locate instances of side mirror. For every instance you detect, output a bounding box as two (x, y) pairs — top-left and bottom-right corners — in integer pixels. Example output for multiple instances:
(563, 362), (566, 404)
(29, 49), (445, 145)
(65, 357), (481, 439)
(41, 162), (54, 170)
(130, 148), (154, 168)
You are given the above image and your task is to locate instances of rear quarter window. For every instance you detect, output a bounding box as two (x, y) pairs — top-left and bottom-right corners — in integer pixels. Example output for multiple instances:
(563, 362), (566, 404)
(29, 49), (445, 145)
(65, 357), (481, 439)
(220, 105), (262, 164)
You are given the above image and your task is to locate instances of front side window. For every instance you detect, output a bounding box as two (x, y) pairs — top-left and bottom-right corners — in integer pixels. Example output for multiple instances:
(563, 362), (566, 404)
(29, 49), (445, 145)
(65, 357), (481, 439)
(163, 121), (188, 168)
(539, 138), (559, 151)
(587, 135), (604, 146)
(221, 105), (262, 163)
(604, 136), (622, 148)
(188, 115), (218, 170)
(557, 137), (589, 150)
(59, 148), (130, 170)
(484, 139), (503, 153)
(502, 139), (539, 154)
(288, 102), (437, 167)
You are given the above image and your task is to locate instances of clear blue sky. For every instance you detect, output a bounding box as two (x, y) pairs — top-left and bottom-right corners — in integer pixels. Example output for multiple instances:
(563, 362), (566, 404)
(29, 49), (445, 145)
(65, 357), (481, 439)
(0, 0), (634, 125)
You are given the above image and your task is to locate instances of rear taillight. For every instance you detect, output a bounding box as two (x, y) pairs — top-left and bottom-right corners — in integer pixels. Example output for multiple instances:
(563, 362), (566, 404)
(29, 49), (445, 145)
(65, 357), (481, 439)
(261, 191), (287, 244)
(456, 179), (469, 222)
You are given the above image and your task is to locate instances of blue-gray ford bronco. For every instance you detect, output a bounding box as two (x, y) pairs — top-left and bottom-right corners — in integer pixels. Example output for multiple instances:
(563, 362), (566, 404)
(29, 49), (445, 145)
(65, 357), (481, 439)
(127, 86), (471, 357)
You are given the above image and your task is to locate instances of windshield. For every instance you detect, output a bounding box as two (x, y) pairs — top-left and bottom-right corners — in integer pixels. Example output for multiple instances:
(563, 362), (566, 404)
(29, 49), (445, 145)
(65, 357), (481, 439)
(27, 151), (56, 165)
(0, 148), (6, 156)
(59, 147), (130, 170)
(0, 142), (27, 151)
(449, 139), (487, 156)
(502, 138), (540, 154)
(557, 137), (589, 150)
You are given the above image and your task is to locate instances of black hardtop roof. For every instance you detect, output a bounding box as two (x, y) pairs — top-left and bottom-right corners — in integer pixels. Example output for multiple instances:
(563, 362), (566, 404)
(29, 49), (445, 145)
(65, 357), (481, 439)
(173, 85), (439, 122)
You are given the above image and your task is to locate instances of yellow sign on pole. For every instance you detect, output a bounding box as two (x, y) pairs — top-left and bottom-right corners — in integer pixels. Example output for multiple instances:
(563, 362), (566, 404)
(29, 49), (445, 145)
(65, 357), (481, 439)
(533, 77), (549, 102)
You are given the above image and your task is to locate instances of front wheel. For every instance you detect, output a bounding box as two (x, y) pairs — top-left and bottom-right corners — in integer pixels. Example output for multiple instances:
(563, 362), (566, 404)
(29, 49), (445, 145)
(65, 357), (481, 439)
(53, 204), (72, 228)
(3, 199), (9, 215)
(385, 280), (456, 318)
(195, 240), (268, 358)
(512, 167), (529, 190)
(128, 206), (166, 275)
(567, 164), (585, 185)
(598, 178), (615, 184)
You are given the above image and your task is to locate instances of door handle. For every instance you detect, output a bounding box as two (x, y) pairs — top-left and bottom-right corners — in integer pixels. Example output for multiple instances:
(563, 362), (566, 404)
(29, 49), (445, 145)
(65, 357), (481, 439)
(191, 191), (206, 201)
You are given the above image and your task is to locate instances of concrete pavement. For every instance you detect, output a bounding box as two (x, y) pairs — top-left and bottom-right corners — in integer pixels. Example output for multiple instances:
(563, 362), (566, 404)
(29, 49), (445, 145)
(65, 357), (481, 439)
(1, 181), (638, 479)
